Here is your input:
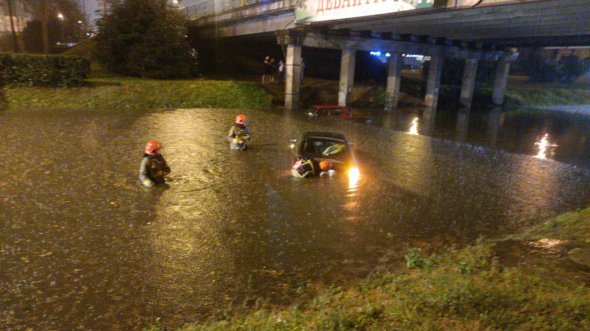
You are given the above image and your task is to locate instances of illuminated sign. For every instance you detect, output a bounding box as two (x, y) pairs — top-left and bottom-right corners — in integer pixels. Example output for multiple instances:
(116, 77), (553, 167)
(296, 0), (429, 23)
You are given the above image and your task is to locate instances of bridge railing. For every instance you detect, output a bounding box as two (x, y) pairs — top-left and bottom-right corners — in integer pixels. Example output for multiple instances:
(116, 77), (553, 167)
(181, 0), (544, 22)
(435, 0), (543, 8)
(181, 0), (290, 20)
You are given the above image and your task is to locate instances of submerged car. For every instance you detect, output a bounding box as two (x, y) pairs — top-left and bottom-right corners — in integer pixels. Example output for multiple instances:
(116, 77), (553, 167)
(289, 131), (359, 179)
(306, 105), (351, 118)
(306, 105), (367, 120)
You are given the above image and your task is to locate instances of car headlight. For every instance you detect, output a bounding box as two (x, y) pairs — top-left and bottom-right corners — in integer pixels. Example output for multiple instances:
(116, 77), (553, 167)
(348, 167), (360, 189)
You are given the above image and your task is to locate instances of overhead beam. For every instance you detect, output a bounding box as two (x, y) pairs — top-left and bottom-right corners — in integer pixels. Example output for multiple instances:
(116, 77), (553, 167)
(299, 32), (494, 59)
(475, 35), (590, 47)
(372, 23), (590, 41)
(192, 0), (296, 27)
(196, 13), (296, 38)
(327, 0), (589, 31)
(368, 14), (590, 35)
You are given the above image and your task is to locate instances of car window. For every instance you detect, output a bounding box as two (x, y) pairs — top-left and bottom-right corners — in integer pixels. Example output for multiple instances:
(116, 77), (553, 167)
(302, 138), (349, 161)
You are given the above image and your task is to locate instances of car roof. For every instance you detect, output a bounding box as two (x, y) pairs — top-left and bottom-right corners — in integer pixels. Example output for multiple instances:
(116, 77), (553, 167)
(311, 105), (347, 110)
(302, 131), (348, 142)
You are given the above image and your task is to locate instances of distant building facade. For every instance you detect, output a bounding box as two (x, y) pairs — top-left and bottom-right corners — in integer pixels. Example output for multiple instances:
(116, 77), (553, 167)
(0, 0), (33, 33)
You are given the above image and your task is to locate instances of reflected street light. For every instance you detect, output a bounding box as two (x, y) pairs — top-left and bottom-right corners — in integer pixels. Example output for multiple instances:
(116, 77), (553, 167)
(57, 13), (64, 20)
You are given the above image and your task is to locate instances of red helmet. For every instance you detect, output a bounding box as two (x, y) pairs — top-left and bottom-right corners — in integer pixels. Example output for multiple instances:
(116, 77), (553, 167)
(235, 114), (247, 125)
(145, 140), (162, 155)
(319, 160), (332, 172)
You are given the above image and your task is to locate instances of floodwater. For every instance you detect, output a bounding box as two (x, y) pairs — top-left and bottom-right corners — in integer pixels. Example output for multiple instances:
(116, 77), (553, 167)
(2, 106), (590, 330)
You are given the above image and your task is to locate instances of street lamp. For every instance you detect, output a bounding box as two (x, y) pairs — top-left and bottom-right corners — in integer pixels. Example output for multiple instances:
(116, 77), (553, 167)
(77, 21), (84, 40)
(57, 13), (65, 45)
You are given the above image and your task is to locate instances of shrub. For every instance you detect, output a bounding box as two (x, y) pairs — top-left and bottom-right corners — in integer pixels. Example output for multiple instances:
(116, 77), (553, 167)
(95, 0), (196, 79)
(0, 53), (90, 87)
(557, 53), (590, 85)
(524, 51), (560, 83)
(404, 248), (434, 270)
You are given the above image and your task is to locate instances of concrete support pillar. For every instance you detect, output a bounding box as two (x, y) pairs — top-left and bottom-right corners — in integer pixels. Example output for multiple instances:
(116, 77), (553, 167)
(455, 108), (470, 142)
(338, 47), (356, 106)
(460, 57), (479, 109)
(385, 52), (403, 111)
(422, 106), (437, 135)
(487, 107), (503, 147)
(492, 59), (510, 106)
(285, 44), (302, 110)
(425, 51), (444, 110)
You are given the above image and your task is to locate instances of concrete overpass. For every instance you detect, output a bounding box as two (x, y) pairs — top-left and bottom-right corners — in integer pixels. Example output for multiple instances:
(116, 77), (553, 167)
(184, 0), (590, 110)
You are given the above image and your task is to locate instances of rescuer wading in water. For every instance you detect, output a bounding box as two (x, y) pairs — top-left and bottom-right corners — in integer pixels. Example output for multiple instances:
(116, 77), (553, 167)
(139, 140), (171, 188)
(291, 158), (332, 178)
(228, 114), (251, 150)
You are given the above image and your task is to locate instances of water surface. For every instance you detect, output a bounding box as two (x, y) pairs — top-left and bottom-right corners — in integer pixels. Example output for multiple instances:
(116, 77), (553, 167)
(1, 107), (589, 330)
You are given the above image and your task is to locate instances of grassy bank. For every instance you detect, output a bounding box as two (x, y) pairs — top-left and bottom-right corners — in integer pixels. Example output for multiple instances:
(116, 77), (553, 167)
(4, 71), (587, 111)
(504, 84), (590, 107)
(180, 208), (590, 330)
(4, 75), (272, 110)
(397, 76), (590, 108)
(261, 75), (590, 110)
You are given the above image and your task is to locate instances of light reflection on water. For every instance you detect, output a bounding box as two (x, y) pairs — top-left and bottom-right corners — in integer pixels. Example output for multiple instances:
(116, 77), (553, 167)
(374, 107), (588, 167)
(348, 167), (360, 191)
(407, 117), (419, 135)
(535, 133), (558, 160)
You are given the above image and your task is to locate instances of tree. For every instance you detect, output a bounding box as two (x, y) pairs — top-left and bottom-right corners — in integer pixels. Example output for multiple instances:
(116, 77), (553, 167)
(22, 18), (61, 53)
(557, 52), (589, 85)
(95, 0), (195, 78)
(22, 0), (85, 54)
(22, 0), (50, 53)
(5, 0), (18, 52)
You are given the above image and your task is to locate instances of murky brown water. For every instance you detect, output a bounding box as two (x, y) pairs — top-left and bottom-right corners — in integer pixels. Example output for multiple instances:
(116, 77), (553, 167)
(2, 107), (590, 330)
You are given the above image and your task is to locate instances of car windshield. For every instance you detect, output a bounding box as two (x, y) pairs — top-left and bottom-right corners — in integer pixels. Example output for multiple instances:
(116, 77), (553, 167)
(302, 138), (350, 161)
(331, 108), (343, 115)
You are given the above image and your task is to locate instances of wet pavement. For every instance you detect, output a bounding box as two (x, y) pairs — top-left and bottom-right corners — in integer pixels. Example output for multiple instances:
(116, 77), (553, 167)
(2, 106), (590, 330)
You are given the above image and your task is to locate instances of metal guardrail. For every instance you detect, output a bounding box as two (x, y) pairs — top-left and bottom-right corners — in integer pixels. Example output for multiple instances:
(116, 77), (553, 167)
(434, 0), (542, 8)
(181, 0), (290, 20)
(181, 0), (544, 21)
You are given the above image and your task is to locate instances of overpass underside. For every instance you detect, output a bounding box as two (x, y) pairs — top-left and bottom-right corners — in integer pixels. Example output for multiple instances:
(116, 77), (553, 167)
(188, 0), (590, 110)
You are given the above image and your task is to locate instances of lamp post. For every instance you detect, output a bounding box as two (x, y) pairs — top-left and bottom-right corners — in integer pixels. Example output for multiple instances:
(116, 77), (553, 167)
(57, 13), (65, 46)
(78, 20), (83, 41)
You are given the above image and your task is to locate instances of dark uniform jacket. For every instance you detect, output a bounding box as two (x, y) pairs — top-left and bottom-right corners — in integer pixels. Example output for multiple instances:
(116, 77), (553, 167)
(291, 158), (320, 178)
(228, 123), (251, 150)
(139, 154), (171, 184)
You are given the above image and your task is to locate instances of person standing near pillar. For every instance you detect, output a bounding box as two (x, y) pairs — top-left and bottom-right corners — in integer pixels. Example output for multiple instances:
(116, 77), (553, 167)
(262, 56), (271, 84)
(269, 58), (276, 83)
(300, 58), (305, 84)
(277, 59), (285, 83)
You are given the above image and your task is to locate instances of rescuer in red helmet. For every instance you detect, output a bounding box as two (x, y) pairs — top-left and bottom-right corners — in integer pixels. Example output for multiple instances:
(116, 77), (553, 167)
(139, 140), (171, 188)
(291, 158), (332, 178)
(228, 114), (251, 150)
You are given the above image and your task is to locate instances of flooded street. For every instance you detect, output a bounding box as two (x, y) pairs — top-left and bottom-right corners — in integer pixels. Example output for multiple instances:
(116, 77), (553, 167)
(2, 106), (590, 330)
